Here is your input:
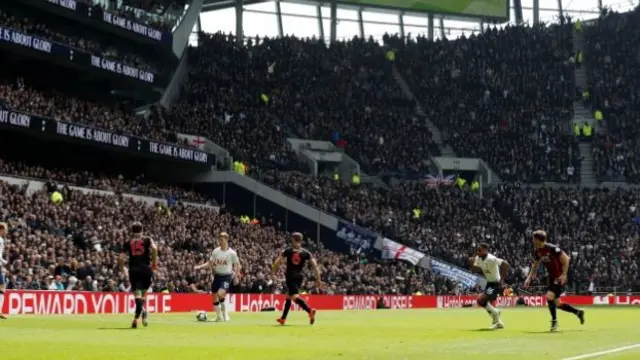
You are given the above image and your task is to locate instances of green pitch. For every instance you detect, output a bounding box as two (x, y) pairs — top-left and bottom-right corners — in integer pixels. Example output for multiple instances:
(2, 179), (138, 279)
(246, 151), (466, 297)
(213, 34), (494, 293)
(1, 308), (638, 360)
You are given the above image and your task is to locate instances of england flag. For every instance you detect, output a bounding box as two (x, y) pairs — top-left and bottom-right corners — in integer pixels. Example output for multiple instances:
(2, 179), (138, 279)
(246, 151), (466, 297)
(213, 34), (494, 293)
(381, 238), (426, 265)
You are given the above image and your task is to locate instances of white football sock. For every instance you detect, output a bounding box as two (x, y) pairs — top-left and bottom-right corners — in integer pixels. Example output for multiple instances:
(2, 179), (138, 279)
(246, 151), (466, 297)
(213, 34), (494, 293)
(485, 302), (499, 318)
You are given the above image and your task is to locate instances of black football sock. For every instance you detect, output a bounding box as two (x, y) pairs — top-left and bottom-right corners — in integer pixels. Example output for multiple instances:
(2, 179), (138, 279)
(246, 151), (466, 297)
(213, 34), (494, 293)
(559, 302), (579, 314)
(295, 298), (311, 313)
(281, 299), (292, 320)
(134, 298), (144, 319)
(547, 300), (557, 321)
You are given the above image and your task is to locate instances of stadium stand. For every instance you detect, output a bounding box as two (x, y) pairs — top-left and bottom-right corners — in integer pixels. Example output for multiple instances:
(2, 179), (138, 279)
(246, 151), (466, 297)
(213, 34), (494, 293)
(68, 0), (182, 33)
(394, 24), (580, 183)
(1, 1), (161, 73)
(492, 185), (640, 292)
(585, 8), (640, 183)
(166, 33), (439, 176)
(0, 62), (187, 146)
(0, 168), (448, 295)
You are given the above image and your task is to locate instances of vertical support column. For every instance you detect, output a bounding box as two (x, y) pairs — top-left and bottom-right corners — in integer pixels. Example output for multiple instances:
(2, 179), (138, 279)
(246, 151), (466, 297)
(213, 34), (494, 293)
(194, 14), (202, 45)
(513, 0), (523, 24)
(557, 0), (564, 20)
(480, 21), (484, 33)
(358, 8), (364, 39)
(597, 0), (602, 10)
(439, 16), (445, 39)
(275, 0), (284, 37)
(533, 0), (540, 24)
(427, 13), (434, 41)
(235, 0), (243, 45)
(330, 0), (337, 43)
(399, 12), (405, 40)
(317, 5), (325, 43)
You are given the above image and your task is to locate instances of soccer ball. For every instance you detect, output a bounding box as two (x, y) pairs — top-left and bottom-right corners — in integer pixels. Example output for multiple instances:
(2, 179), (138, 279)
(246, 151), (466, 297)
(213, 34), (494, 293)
(196, 311), (208, 322)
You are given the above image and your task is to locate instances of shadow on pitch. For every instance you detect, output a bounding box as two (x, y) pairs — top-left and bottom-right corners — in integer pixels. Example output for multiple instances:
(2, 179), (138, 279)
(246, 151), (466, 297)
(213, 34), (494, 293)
(97, 327), (135, 330)
(468, 328), (495, 332)
(521, 330), (584, 334)
(257, 324), (307, 327)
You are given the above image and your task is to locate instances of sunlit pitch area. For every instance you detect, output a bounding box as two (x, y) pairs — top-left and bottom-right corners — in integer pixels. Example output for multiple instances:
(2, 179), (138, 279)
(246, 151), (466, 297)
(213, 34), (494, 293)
(1, 308), (639, 360)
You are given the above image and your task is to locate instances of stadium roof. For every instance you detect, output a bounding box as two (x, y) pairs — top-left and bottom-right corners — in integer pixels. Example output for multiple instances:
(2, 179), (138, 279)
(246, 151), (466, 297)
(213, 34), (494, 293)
(194, 0), (637, 44)
(202, 0), (512, 22)
(202, 0), (263, 12)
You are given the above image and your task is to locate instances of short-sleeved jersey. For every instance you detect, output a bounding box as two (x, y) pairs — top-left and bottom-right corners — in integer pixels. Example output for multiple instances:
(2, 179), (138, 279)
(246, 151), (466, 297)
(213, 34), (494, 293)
(282, 247), (312, 278)
(534, 243), (564, 279)
(209, 247), (239, 275)
(125, 236), (153, 270)
(473, 253), (504, 282)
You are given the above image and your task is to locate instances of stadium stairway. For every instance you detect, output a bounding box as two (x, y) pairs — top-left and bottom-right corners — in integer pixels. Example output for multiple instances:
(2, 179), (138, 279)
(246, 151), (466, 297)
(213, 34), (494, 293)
(579, 142), (597, 186)
(391, 64), (456, 157)
(571, 27), (599, 131)
(573, 29), (587, 90)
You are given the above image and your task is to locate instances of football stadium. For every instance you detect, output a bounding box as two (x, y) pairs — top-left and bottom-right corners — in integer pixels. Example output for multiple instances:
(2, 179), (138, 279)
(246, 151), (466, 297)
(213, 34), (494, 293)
(0, 0), (639, 359)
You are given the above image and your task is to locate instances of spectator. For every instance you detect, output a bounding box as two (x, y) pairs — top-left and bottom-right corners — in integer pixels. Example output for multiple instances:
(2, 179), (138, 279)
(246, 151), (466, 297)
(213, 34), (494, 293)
(393, 24), (578, 183)
(586, 8), (640, 183)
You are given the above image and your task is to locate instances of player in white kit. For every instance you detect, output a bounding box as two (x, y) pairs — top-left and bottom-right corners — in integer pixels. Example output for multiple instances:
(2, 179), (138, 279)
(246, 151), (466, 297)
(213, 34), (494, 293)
(195, 232), (240, 322)
(0, 223), (8, 319)
(469, 243), (510, 329)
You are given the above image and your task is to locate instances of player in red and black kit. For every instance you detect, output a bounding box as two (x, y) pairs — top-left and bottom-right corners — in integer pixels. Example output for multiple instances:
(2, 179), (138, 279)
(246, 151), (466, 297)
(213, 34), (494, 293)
(118, 222), (158, 329)
(270, 232), (322, 325)
(524, 230), (584, 332)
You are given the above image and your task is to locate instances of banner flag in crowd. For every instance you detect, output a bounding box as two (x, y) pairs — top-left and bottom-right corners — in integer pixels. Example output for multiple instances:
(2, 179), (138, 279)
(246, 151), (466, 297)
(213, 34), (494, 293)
(381, 238), (425, 265)
(335, 220), (375, 252)
(429, 258), (486, 289)
(373, 236), (481, 288)
(424, 174), (455, 188)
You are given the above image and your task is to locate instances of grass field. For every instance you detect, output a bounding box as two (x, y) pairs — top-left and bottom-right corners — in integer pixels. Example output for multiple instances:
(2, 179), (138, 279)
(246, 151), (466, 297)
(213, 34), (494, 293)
(1, 308), (639, 360)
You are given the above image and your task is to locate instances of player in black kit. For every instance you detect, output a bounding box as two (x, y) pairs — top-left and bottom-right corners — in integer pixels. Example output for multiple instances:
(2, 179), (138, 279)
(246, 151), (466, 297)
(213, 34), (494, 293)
(118, 222), (158, 329)
(270, 232), (322, 325)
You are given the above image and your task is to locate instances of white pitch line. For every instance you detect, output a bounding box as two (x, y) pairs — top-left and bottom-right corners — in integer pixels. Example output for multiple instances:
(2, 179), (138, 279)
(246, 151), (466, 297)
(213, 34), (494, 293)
(561, 344), (640, 360)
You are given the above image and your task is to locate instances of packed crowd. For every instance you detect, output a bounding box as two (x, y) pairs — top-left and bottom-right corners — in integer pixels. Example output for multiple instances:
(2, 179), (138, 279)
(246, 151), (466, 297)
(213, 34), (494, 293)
(0, 21), (584, 182)
(394, 24), (580, 183)
(263, 171), (521, 268)
(166, 33), (438, 176)
(0, 3), (158, 73)
(2, 9), (640, 296)
(3, 157), (639, 294)
(586, 8), (640, 183)
(262, 170), (640, 292)
(492, 185), (640, 292)
(0, 170), (449, 295)
(0, 157), (212, 204)
(0, 66), (181, 145)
